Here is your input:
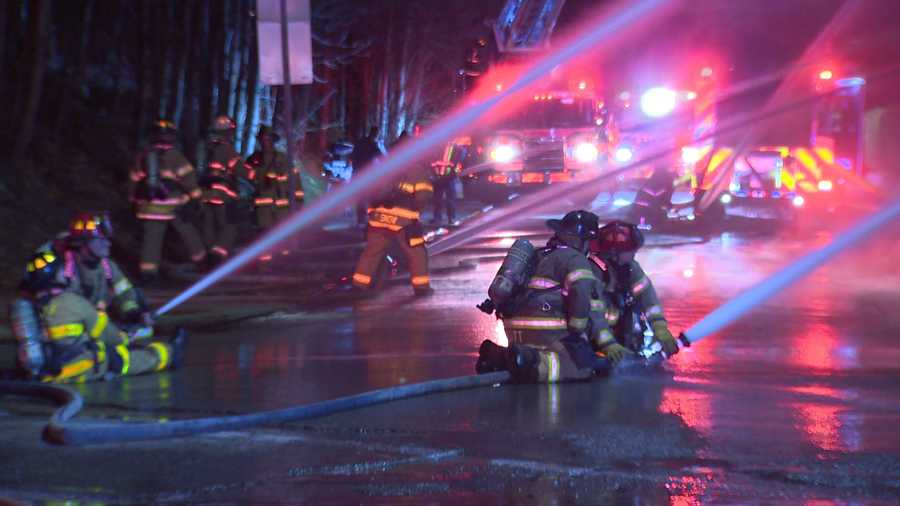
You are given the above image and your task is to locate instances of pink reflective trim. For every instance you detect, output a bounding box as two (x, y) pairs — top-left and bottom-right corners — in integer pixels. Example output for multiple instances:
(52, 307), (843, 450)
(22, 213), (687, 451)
(208, 162), (225, 170)
(152, 198), (185, 205)
(211, 246), (229, 258)
(101, 259), (112, 281)
(190, 251), (207, 262)
(632, 277), (649, 294)
(210, 183), (238, 198)
(64, 251), (76, 279)
(527, 277), (560, 290)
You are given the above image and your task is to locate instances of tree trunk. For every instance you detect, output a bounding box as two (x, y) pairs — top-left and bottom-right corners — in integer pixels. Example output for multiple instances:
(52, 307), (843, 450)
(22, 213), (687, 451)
(11, 0), (51, 175)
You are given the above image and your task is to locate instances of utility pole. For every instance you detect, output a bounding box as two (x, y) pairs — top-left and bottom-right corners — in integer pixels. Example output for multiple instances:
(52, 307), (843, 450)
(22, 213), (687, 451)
(280, 0), (297, 209)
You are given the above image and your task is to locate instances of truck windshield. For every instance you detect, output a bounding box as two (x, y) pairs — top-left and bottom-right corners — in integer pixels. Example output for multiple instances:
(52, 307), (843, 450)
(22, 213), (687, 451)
(498, 98), (595, 129)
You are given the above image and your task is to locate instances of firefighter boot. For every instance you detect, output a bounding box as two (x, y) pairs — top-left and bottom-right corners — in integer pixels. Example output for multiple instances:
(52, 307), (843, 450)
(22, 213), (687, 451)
(475, 340), (509, 374)
(507, 344), (540, 383)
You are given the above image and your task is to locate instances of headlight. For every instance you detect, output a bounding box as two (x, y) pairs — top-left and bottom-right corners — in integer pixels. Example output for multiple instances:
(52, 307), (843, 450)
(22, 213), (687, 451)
(681, 146), (703, 164)
(490, 144), (518, 163)
(792, 195), (805, 207)
(573, 142), (599, 163)
(640, 87), (677, 118)
(817, 180), (833, 191)
(614, 146), (634, 163)
(720, 193), (732, 204)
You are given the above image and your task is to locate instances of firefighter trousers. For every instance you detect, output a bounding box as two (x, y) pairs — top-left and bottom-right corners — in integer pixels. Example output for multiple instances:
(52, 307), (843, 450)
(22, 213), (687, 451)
(256, 203), (288, 230)
(140, 218), (207, 277)
(43, 341), (174, 383)
(503, 330), (597, 383)
(202, 204), (237, 259)
(352, 227), (430, 292)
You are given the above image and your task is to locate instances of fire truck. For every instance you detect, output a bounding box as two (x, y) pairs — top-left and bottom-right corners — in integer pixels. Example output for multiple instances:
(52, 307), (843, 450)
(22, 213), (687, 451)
(462, 80), (617, 201)
(692, 66), (868, 221)
(455, 0), (628, 202)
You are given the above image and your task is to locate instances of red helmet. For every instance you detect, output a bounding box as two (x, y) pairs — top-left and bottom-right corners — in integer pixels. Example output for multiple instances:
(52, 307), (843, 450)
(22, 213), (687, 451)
(591, 220), (644, 255)
(68, 211), (114, 239)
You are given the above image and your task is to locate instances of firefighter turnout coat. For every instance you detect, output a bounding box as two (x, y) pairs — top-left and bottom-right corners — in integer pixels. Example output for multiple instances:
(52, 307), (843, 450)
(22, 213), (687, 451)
(38, 292), (173, 383)
(352, 175), (433, 292)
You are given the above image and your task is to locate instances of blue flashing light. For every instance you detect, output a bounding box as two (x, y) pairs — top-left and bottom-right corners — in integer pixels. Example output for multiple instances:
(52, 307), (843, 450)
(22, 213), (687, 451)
(836, 76), (865, 88)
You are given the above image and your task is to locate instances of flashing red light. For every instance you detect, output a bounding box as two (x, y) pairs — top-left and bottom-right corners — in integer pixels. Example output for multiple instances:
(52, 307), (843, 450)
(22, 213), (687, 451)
(818, 70), (833, 80)
(489, 174), (509, 184)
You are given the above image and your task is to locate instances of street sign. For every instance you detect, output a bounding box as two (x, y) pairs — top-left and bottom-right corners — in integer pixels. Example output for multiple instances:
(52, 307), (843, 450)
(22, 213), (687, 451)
(256, 0), (313, 85)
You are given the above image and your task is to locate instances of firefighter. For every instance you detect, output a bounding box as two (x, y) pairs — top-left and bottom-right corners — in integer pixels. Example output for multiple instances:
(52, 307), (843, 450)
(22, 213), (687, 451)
(430, 138), (469, 226)
(200, 115), (249, 264)
(351, 134), (434, 296)
(587, 220), (679, 361)
(246, 125), (291, 232)
(59, 212), (154, 332)
(10, 250), (183, 383)
(475, 210), (608, 382)
(130, 119), (207, 283)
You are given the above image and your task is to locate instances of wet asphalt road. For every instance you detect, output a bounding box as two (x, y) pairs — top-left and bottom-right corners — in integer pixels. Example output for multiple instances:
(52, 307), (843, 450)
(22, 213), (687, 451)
(2, 201), (900, 505)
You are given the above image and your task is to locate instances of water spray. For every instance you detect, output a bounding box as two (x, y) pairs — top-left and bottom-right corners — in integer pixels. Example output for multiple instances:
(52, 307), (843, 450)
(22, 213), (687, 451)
(680, 197), (900, 345)
(154, 0), (672, 317)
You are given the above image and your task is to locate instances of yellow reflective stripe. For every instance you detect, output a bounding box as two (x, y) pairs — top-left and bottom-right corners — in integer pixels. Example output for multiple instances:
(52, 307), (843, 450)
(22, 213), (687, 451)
(48, 323), (85, 340)
(398, 182), (415, 193)
(594, 329), (615, 347)
(372, 206), (420, 220)
(632, 276), (650, 295)
(96, 341), (107, 364)
(544, 352), (560, 383)
(568, 317), (589, 330)
(590, 299), (606, 311)
(90, 311), (109, 338)
(647, 305), (664, 317)
(411, 275), (430, 286)
(114, 278), (132, 295)
(408, 237), (425, 247)
(368, 220), (403, 232)
(414, 182), (434, 192)
(48, 358), (95, 382)
(352, 273), (372, 285)
(116, 344), (131, 374)
(564, 269), (596, 289)
(176, 164), (194, 177)
(504, 317), (568, 330)
(149, 342), (169, 371)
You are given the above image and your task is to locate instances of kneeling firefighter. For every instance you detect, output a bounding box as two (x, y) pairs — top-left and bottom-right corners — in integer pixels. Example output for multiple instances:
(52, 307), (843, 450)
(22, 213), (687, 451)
(8, 251), (185, 383)
(588, 220), (680, 361)
(475, 210), (610, 382)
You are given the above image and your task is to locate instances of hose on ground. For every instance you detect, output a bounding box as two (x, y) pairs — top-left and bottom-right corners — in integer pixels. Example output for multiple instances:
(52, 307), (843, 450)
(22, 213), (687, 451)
(0, 372), (511, 446)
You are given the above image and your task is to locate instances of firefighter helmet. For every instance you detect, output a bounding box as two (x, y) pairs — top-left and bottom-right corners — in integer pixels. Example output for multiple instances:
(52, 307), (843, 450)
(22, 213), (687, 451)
(591, 220), (644, 254)
(22, 250), (65, 293)
(212, 115), (236, 133)
(546, 210), (599, 240)
(68, 211), (114, 240)
(150, 119), (177, 143)
(256, 125), (280, 142)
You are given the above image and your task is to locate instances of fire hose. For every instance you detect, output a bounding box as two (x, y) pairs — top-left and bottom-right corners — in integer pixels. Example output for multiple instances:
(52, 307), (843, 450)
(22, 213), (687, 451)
(0, 371), (510, 446)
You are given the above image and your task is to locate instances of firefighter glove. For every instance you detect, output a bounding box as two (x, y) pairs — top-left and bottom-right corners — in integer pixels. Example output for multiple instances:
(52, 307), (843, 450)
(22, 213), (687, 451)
(652, 320), (679, 356)
(603, 342), (632, 364)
